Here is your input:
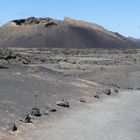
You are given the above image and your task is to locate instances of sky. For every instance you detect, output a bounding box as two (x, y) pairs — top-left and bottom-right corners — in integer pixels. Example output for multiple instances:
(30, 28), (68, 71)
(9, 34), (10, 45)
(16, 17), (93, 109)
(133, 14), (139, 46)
(0, 0), (140, 38)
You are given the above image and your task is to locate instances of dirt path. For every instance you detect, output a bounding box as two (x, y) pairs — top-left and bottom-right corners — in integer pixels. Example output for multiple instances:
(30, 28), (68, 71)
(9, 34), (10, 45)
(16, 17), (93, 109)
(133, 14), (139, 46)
(30, 90), (140, 140)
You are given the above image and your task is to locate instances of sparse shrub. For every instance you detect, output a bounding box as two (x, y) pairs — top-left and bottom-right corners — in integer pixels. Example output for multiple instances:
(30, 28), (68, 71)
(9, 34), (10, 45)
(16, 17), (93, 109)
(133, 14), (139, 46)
(28, 65), (39, 73)
(0, 60), (8, 69)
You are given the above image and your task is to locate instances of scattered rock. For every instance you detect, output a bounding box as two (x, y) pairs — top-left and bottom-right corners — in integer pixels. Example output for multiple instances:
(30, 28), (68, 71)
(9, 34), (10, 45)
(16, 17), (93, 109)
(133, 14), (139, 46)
(113, 87), (119, 93)
(96, 87), (119, 96)
(104, 88), (111, 95)
(45, 21), (57, 27)
(0, 49), (17, 60)
(100, 67), (106, 71)
(42, 110), (49, 116)
(6, 123), (17, 131)
(80, 98), (87, 103)
(10, 17), (56, 26)
(22, 59), (29, 65)
(97, 87), (112, 96)
(30, 107), (41, 117)
(28, 66), (39, 73)
(102, 88), (111, 95)
(0, 60), (8, 69)
(20, 114), (31, 123)
(56, 99), (70, 108)
(26, 17), (39, 24)
(94, 95), (100, 98)
(46, 104), (57, 112)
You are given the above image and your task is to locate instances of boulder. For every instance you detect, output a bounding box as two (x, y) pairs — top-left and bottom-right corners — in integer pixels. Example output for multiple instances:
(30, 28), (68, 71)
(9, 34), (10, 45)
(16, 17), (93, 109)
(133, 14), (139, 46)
(30, 107), (41, 117)
(102, 88), (112, 95)
(20, 114), (31, 123)
(6, 123), (17, 131)
(56, 99), (70, 108)
(96, 87), (119, 97)
(97, 88), (112, 96)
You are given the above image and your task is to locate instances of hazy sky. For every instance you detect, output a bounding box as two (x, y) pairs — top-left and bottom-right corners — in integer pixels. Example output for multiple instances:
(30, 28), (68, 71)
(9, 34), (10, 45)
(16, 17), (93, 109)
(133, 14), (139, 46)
(0, 0), (140, 38)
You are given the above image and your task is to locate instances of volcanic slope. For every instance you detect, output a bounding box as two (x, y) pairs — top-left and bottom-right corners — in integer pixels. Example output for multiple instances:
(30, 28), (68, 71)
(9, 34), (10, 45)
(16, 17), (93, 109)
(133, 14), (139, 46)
(0, 17), (137, 48)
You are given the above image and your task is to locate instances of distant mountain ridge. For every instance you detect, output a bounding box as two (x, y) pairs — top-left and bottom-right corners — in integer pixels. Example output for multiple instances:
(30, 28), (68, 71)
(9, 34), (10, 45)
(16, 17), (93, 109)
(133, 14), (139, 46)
(128, 37), (140, 42)
(127, 37), (140, 47)
(0, 17), (139, 48)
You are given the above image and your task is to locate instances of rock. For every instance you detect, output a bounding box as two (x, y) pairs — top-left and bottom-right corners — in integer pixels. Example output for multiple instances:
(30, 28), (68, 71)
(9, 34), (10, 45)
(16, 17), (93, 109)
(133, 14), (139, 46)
(26, 17), (39, 24)
(20, 114), (31, 123)
(41, 110), (49, 116)
(80, 98), (87, 103)
(30, 107), (41, 117)
(22, 59), (29, 65)
(11, 17), (56, 26)
(56, 99), (70, 108)
(45, 21), (57, 27)
(46, 104), (57, 112)
(102, 88), (111, 95)
(97, 87), (112, 96)
(97, 87), (119, 96)
(11, 20), (22, 26)
(0, 49), (17, 60)
(113, 87), (119, 93)
(6, 123), (17, 131)
(94, 95), (100, 98)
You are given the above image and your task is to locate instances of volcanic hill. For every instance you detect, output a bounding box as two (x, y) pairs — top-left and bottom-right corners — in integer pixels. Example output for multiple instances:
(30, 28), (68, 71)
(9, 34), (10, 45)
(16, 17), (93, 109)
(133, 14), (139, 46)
(0, 17), (139, 48)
